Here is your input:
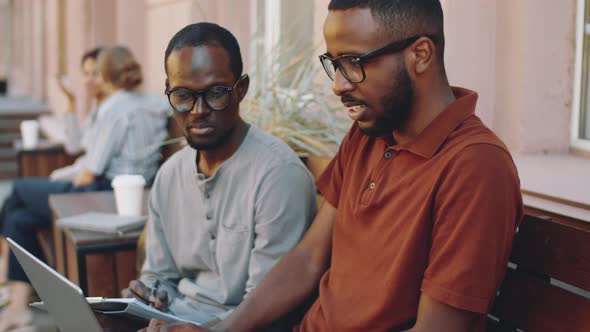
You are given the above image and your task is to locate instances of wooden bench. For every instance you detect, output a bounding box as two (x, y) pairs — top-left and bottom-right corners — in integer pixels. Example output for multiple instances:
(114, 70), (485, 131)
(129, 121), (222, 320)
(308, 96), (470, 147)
(289, 160), (590, 331)
(20, 118), (590, 331)
(487, 212), (590, 331)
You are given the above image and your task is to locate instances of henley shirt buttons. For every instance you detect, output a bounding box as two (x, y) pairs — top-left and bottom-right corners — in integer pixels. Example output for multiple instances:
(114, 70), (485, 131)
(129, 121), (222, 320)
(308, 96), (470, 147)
(369, 181), (376, 190)
(206, 213), (212, 220)
(210, 233), (216, 240)
(204, 192), (210, 199)
(384, 151), (393, 159)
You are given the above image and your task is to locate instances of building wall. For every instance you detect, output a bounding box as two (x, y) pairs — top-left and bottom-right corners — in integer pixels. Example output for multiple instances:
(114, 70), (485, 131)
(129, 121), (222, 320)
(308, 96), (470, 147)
(145, 0), (204, 95)
(0, 0), (9, 81)
(516, 0), (576, 153)
(443, 0), (498, 129)
(442, 0), (577, 153)
(9, 0), (35, 97)
(0, 0), (582, 155)
(493, 0), (526, 153)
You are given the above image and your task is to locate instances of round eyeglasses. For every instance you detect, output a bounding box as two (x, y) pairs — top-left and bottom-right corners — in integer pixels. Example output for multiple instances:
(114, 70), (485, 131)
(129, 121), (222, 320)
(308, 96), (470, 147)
(319, 35), (436, 83)
(165, 74), (247, 112)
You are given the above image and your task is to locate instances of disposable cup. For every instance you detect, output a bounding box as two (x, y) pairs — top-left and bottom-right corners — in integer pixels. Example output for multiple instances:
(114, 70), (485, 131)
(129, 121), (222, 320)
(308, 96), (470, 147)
(20, 120), (39, 149)
(111, 175), (146, 217)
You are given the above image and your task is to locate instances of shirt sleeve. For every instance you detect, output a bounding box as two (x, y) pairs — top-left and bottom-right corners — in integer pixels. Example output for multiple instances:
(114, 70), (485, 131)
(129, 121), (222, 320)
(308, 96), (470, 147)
(244, 163), (318, 295)
(139, 172), (181, 302)
(82, 111), (130, 175)
(62, 112), (84, 154)
(315, 124), (356, 208)
(421, 144), (523, 314)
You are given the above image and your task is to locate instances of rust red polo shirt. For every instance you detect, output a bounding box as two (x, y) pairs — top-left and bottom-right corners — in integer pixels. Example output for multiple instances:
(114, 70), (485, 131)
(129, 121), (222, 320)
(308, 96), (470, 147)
(297, 87), (523, 331)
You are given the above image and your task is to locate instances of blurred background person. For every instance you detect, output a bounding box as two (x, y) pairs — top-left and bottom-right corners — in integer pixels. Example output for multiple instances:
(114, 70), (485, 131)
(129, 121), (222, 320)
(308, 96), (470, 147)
(0, 45), (170, 331)
(0, 46), (105, 299)
(0, 47), (103, 287)
(39, 47), (106, 155)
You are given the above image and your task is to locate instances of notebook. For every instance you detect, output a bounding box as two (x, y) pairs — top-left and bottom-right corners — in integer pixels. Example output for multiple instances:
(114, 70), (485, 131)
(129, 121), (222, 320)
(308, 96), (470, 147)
(56, 212), (147, 234)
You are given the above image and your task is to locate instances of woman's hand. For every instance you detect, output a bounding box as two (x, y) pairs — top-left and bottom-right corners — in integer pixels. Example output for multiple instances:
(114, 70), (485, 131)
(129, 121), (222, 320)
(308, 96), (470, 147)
(56, 74), (77, 114)
(56, 74), (75, 102)
(73, 168), (96, 187)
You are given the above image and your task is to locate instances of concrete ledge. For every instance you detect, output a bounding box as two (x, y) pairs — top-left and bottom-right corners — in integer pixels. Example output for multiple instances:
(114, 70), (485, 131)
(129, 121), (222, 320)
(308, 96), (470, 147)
(515, 153), (590, 223)
(0, 96), (50, 115)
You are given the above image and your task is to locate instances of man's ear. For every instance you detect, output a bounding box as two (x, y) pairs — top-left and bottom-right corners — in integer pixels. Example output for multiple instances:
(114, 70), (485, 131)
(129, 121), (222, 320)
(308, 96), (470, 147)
(409, 37), (436, 75)
(165, 78), (170, 91)
(237, 74), (249, 102)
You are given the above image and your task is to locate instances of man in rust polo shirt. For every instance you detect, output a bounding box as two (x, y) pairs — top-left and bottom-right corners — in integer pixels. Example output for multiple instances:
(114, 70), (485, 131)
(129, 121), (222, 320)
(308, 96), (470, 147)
(142, 1), (523, 331)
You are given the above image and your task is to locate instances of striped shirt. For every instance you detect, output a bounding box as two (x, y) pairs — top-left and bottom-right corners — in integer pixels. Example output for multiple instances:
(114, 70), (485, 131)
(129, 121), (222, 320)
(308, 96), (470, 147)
(61, 109), (95, 154)
(80, 90), (171, 182)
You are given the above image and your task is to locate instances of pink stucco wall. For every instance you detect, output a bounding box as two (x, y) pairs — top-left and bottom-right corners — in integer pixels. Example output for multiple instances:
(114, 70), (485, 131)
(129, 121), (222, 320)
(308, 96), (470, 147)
(0, 0), (582, 154)
(516, 0), (576, 153)
(442, 0), (577, 153)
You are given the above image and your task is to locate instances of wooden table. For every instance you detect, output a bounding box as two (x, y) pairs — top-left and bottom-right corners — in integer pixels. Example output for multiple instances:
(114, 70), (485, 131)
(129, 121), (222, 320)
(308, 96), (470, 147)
(14, 139), (80, 177)
(49, 191), (147, 297)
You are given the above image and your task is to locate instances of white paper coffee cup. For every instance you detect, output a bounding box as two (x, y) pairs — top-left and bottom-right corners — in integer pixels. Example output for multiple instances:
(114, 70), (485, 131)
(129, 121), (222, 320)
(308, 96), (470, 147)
(111, 174), (146, 217)
(20, 120), (39, 149)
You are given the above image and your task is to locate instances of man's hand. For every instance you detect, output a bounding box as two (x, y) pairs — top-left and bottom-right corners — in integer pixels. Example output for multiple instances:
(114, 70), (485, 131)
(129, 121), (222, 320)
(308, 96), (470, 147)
(139, 320), (206, 332)
(122, 279), (169, 312)
(73, 168), (96, 187)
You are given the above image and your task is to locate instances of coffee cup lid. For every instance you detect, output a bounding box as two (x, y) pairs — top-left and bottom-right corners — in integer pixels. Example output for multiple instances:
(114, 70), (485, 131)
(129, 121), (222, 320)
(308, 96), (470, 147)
(21, 120), (39, 126)
(111, 174), (146, 187)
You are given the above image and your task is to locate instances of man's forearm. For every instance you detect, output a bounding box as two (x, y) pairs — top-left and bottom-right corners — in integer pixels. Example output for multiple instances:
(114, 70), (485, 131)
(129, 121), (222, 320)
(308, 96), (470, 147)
(214, 248), (327, 332)
(215, 202), (337, 332)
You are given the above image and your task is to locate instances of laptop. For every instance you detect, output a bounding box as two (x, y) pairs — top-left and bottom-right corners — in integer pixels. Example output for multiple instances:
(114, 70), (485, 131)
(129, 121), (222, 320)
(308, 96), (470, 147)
(7, 237), (193, 332)
(7, 237), (104, 332)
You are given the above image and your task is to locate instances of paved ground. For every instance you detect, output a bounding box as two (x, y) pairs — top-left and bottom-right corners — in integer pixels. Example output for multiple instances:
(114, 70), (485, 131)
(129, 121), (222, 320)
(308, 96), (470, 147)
(6, 308), (58, 332)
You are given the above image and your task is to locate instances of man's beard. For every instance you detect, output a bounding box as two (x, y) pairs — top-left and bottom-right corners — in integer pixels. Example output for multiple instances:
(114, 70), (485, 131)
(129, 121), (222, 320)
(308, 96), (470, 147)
(360, 65), (414, 137)
(185, 127), (234, 151)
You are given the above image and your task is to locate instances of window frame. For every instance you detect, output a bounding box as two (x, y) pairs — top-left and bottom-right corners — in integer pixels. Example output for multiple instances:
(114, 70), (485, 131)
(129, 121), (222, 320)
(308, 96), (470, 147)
(572, 0), (590, 151)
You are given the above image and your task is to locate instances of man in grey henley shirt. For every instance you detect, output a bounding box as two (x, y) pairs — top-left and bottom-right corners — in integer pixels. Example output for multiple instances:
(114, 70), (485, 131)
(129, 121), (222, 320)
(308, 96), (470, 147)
(124, 23), (317, 326)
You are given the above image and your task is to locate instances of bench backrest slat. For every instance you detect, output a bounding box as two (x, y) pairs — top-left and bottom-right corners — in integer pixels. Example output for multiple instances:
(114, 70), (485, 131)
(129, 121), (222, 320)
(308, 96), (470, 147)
(510, 214), (590, 291)
(490, 214), (590, 331)
(491, 268), (590, 332)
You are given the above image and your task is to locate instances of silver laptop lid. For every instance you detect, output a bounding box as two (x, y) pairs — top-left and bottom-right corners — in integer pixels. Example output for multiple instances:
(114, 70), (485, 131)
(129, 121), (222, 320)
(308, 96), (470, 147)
(7, 237), (103, 332)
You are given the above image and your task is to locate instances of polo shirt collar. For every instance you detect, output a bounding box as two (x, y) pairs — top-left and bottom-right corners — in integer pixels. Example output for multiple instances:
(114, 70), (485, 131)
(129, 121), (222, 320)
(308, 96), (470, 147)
(397, 87), (478, 159)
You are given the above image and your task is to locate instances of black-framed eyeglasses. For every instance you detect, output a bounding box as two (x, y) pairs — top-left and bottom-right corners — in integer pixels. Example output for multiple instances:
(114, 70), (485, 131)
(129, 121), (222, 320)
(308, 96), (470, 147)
(318, 35), (436, 83)
(165, 74), (247, 112)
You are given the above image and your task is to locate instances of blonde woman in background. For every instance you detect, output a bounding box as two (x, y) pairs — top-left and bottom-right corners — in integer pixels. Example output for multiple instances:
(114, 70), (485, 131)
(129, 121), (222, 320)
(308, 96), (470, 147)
(0, 48), (104, 288)
(49, 47), (106, 156)
(0, 46), (170, 331)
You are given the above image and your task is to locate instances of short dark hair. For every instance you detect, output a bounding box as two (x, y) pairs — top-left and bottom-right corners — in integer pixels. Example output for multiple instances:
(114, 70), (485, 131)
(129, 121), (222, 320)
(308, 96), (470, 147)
(328, 0), (445, 60)
(81, 47), (102, 66)
(164, 23), (243, 80)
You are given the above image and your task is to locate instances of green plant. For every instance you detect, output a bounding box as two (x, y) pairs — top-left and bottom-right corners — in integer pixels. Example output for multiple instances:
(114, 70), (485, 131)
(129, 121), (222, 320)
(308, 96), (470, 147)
(242, 41), (349, 157)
